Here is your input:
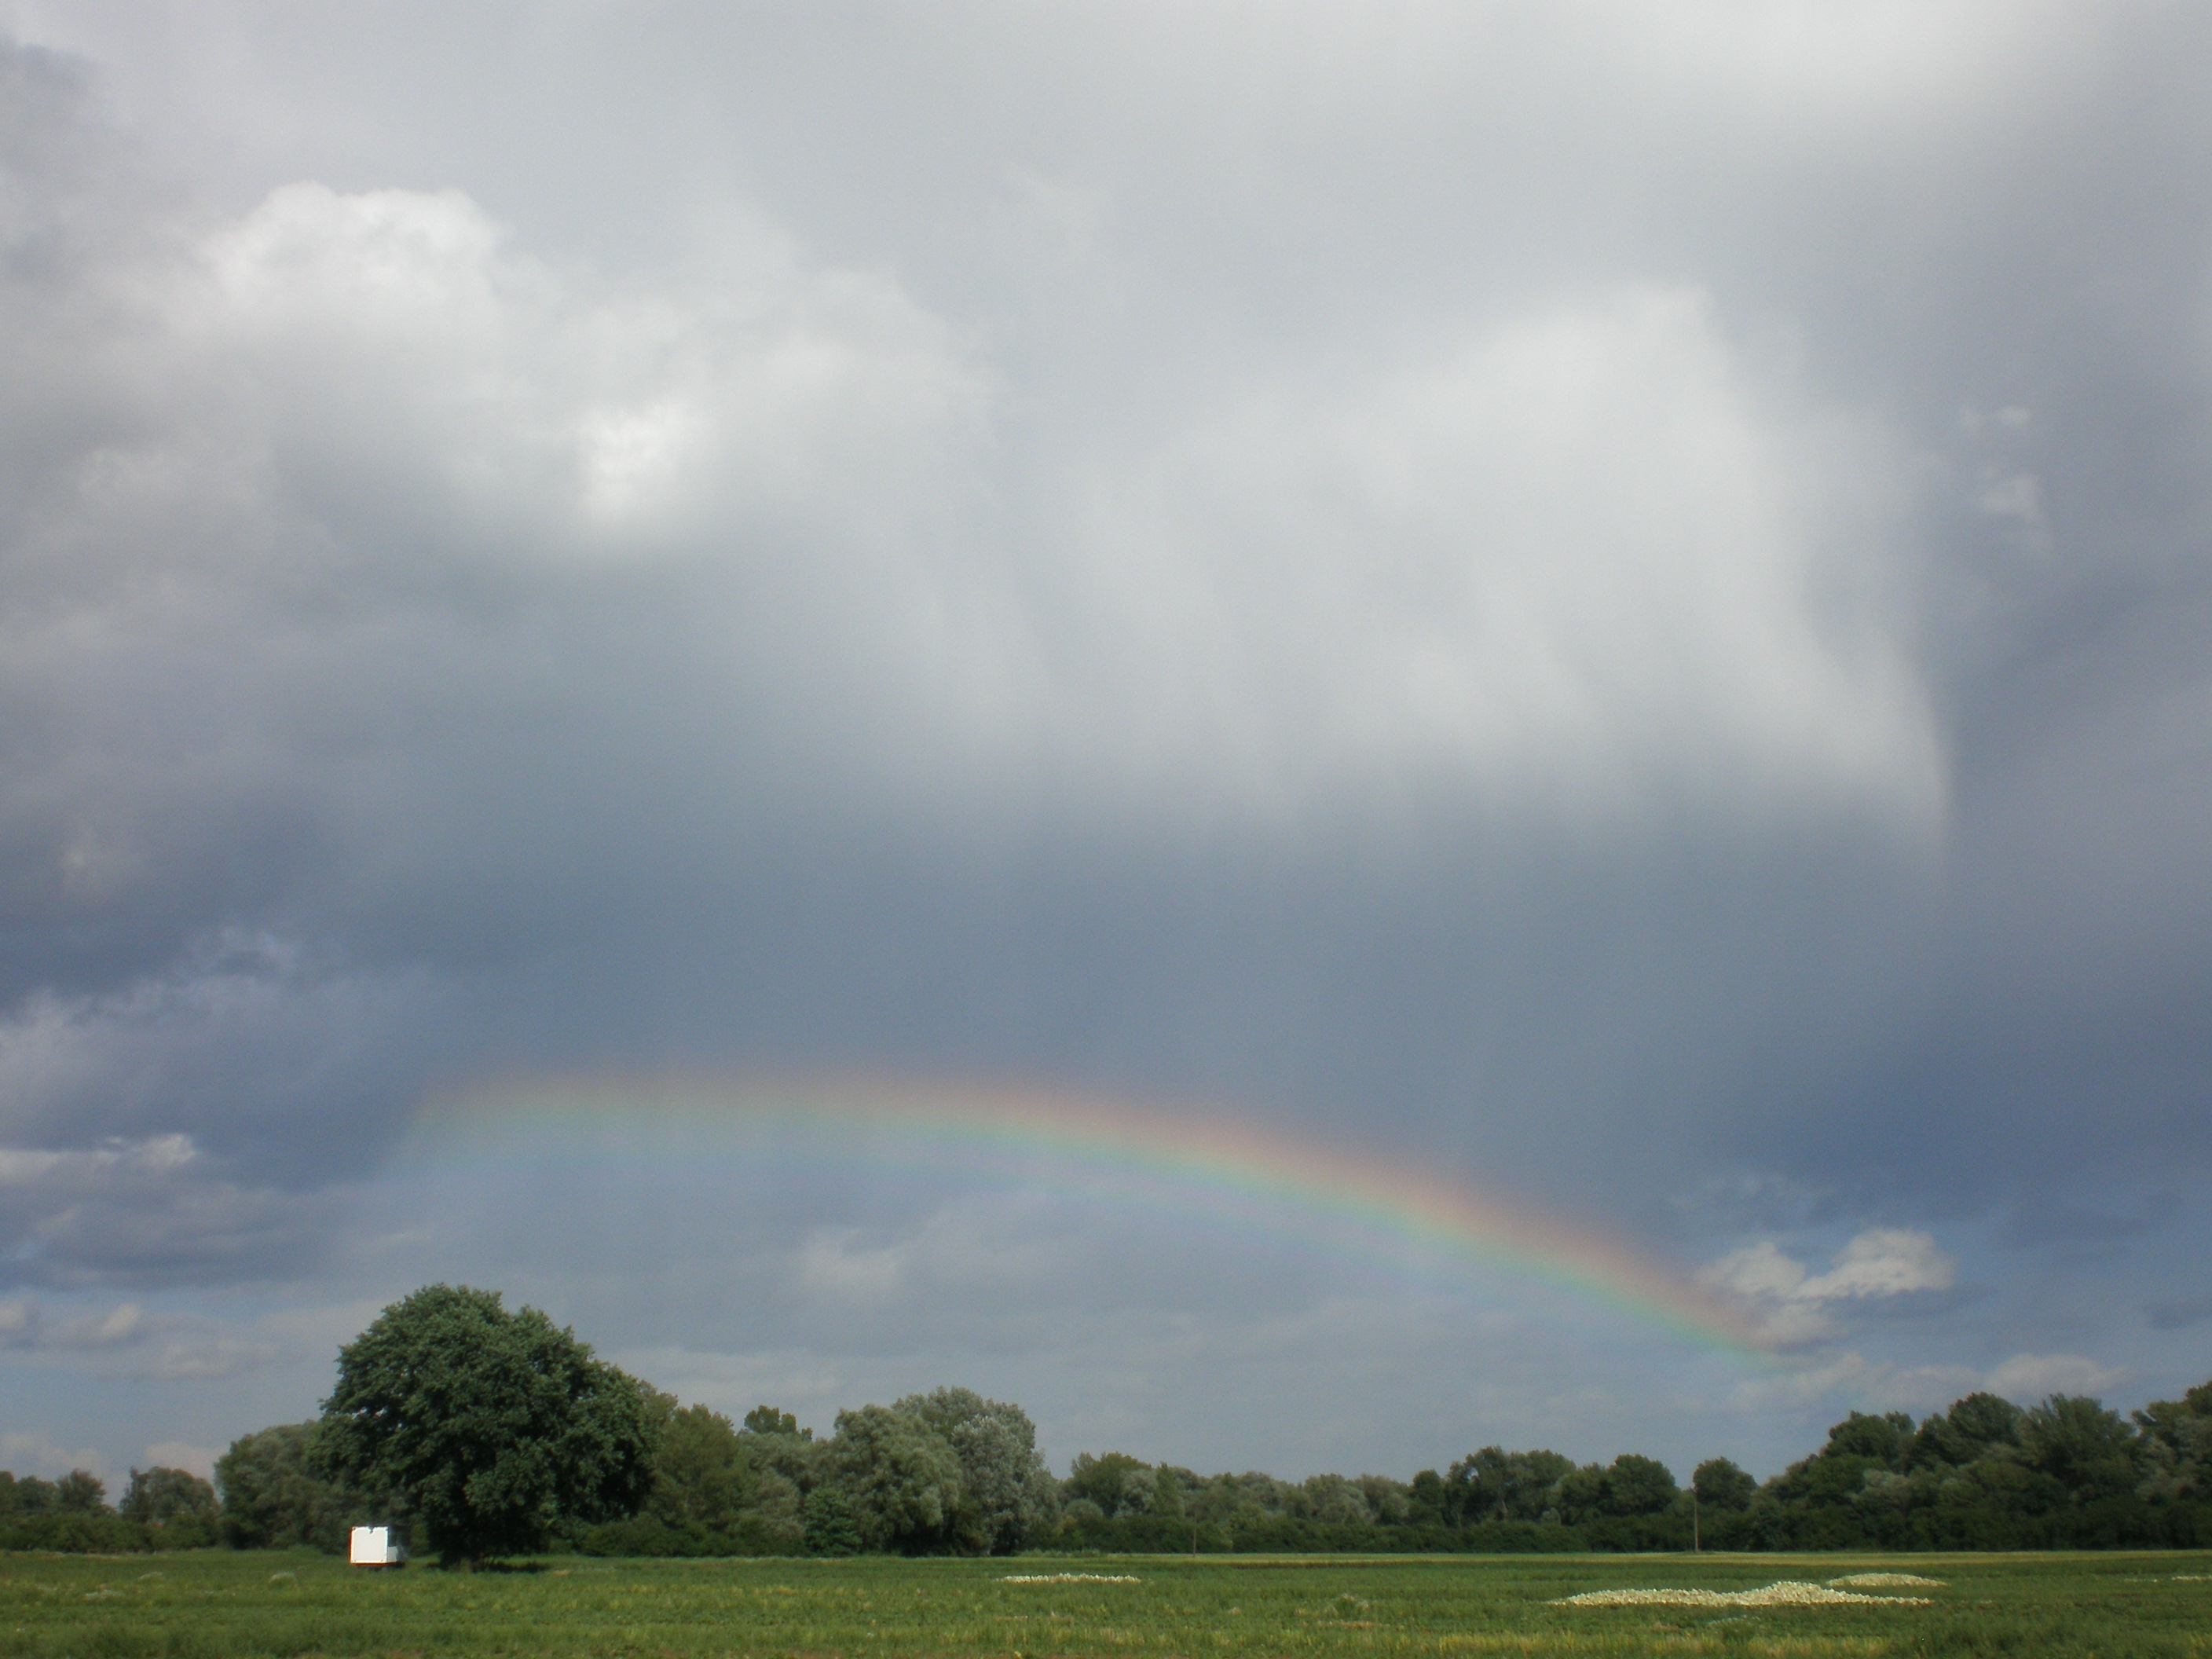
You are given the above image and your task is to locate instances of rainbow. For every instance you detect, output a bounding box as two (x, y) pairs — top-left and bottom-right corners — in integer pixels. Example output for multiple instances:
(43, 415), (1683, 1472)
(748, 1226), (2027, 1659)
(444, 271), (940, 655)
(406, 1075), (1769, 1357)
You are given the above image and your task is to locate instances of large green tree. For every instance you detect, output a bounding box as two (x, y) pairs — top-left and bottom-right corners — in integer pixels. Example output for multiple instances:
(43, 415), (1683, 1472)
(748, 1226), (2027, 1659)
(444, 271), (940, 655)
(2019, 1394), (2141, 1503)
(1446, 1445), (1574, 1524)
(0, 1470), (104, 1516)
(2135, 1380), (2212, 1503)
(1064, 1451), (1150, 1516)
(646, 1401), (756, 1532)
(314, 1284), (658, 1566)
(828, 1404), (965, 1554)
(119, 1467), (220, 1546)
(896, 1386), (1060, 1553)
(742, 1405), (808, 1439)
(1691, 1456), (1757, 1511)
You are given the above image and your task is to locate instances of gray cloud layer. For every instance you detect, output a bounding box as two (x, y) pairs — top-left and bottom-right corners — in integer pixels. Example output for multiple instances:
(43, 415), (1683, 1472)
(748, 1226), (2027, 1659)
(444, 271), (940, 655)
(3, 2), (2210, 1478)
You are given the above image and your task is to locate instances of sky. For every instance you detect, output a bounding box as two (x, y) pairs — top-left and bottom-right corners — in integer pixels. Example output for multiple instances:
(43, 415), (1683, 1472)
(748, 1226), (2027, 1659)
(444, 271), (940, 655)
(2, 1), (2210, 1492)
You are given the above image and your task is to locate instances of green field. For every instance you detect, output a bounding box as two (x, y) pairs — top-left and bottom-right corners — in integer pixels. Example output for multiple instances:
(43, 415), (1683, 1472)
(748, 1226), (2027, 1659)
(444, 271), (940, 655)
(4, 1550), (2208, 1658)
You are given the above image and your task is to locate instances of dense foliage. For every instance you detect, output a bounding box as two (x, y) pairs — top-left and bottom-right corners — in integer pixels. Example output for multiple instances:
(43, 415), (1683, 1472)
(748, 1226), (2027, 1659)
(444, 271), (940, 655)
(577, 1373), (2212, 1558)
(7, 1280), (2208, 1559)
(215, 1422), (362, 1551)
(570, 1385), (1056, 1558)
(0, 1467), (216, 1553)
(314, 1284), (661, 1565)
(1694, 1387), (2212, 1551)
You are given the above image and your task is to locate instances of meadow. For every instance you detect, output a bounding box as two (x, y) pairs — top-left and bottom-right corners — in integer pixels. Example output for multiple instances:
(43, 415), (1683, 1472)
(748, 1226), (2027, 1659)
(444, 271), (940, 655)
(2, 1550), (2207, 1659)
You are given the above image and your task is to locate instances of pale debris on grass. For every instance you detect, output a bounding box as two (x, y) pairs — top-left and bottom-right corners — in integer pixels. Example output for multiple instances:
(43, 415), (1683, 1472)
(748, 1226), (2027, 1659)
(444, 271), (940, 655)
(999, 1573), (1141, 1584)
(1554, 1580), (1930, 1608)
(1828, 1572), (1947, 1588)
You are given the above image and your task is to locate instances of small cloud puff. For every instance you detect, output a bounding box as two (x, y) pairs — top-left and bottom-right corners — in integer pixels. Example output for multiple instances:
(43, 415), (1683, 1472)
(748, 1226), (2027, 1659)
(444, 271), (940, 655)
(0, 1137), (196, 1186)
(140, 1441), (222, 1480)
(143, 1335), (282, 1381)
(1698, 1229), (1955, 1345)
(0, 1297), (145, 1350)
(796, 1229), (910, 1303)
(1797, 1229), (1956, 1300)
(793, 1202), (1061, 1306)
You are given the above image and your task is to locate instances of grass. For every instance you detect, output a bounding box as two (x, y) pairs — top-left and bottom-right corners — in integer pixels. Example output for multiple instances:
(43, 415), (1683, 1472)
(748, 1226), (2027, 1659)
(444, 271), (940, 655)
(2, 1548), (2207, 1657)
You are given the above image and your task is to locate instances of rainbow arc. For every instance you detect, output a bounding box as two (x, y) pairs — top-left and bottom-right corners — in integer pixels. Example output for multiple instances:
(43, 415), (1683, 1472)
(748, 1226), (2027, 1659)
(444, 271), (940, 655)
(409, 1075), (1768, 1357)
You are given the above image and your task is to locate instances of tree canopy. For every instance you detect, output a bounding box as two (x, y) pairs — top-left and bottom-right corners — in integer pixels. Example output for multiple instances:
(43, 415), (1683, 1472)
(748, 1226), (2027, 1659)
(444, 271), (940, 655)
(118, 1467), (220, 1547)
(313, 1284), (658, 1565)
(216, 1423), (358, 1551)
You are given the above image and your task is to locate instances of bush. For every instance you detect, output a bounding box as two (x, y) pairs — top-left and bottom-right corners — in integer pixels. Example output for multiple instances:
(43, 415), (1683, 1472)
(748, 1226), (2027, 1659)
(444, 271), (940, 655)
(217, 1424), (360, 1552)
(571, 1514), (797, 1557)
(1054, 1511), (1232, 1553)
(803, 1487), (862, 1557)
(0, 1512), (150, 1553)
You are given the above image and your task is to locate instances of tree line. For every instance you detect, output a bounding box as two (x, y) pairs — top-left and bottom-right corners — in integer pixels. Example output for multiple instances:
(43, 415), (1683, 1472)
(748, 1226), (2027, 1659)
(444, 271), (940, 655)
(0, 1466), (220, 1555)
(5, 1284), (2207, 1559)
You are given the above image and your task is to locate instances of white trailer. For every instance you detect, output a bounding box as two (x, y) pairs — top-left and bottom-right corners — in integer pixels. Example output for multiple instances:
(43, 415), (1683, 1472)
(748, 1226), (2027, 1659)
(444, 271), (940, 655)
(349, 1525), (405, 1566)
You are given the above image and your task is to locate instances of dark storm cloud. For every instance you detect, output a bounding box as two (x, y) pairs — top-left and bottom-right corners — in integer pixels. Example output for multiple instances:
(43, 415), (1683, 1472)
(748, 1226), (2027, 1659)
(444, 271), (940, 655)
(0, 31), (1947, 1195)
(4, 4), (2212, 1475)
(0, 1130), (320, 1287)
(2149, 1296), (2212, 1333)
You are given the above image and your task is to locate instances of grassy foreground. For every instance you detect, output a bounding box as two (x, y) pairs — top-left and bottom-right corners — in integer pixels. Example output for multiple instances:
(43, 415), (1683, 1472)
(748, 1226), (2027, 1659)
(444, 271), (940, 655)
(2, 1549), (2208, 1658)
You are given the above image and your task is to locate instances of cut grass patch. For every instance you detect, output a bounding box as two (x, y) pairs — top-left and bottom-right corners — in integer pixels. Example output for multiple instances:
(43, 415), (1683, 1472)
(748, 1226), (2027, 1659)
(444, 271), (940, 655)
(1553, 1578), (1932, 1606)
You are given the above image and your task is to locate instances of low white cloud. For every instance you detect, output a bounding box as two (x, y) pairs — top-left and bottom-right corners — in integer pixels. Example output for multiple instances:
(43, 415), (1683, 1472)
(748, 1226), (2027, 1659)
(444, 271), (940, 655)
(1984, 1353), (2129, 1401)
(0, 1431), (110, 1483)
(1730, 1351), (1981, 1413)
(1697, 1240), (1810, 1301)
(1700, 1229), (1956, 1346)
(180, 181), (986, 546)
(793, 1203), (1059, 1308)
(0, 1297), (145, 1350)
(610, 1346), (855, 1437)
(1797, 1230), (1956, 1300)
(142, 1335), (282, 1381)
(141, 1441), (220, 1479)
(1734, 1348), (2130, 1416)
(796, 1229), (910, 1303)
(0, 1137), (195, 1186)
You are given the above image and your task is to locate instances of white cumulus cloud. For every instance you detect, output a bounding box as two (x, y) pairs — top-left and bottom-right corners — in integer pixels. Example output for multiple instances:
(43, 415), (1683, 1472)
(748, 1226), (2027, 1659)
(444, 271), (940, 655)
(1797, 1229), (1957, 1300)
(1700, 1229), (1956, 1346)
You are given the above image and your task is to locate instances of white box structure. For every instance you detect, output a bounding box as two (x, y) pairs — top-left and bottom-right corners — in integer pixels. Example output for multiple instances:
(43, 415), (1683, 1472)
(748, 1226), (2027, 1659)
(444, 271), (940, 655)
(349, 1525), (405, 1566)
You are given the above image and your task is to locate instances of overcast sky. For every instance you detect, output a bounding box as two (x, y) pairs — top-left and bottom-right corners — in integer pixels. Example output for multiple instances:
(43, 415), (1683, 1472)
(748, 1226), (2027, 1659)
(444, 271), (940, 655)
(3, 2), (2210, 1490)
